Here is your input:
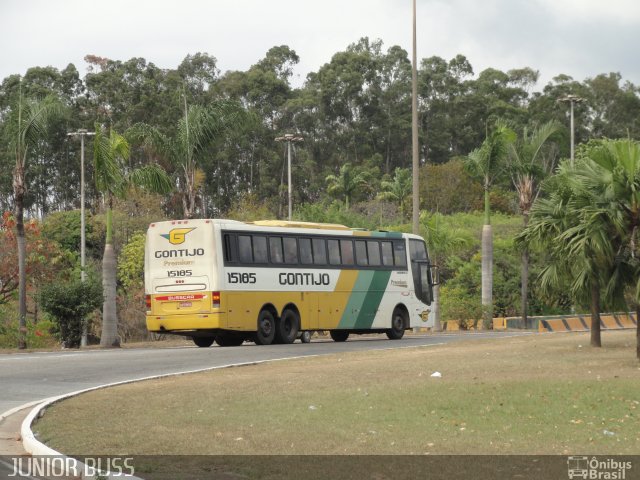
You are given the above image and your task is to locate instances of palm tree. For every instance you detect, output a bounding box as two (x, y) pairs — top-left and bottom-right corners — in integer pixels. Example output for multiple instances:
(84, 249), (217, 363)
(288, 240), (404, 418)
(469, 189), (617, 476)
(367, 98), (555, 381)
(129, 99), (243, 219)
(465, 122), (516, 327)
(7, 88), (62, 348)
(578, 139), (640, 357)
(508, 120), (561, 328)
(93, 127), (173, 347)
(519, 159), (619, 347)
(377, 168), (412, 218)
(325, 163), (370, 210)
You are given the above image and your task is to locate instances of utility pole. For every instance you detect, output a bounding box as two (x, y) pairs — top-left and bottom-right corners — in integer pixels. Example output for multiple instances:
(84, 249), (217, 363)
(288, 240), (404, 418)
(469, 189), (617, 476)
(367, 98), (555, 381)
(411, 0), (420, 236)
(275, 133), (304, 221)
(558, 94), (584, 164)
(68, 128), (95, 347)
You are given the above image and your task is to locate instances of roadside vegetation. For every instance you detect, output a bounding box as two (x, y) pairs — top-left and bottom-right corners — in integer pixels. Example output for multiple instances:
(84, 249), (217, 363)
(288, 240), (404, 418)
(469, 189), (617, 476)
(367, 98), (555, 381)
(0, 39), (638, 356)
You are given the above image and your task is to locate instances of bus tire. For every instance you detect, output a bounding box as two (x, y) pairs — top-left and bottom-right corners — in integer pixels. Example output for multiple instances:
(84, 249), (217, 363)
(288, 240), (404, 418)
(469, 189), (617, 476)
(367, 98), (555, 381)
(300, 331), (312, 343)
(386, 307), (407, 340)
(215, 333), (244, 347)
(255, 310), (276, 345)
(330, 330), (349, 342)
(192, 336), (215, 348)
(276, 308), (299, 344)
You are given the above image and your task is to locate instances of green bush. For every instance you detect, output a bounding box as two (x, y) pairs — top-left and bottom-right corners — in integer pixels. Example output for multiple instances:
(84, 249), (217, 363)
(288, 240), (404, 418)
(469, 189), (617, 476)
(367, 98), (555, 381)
(39, 277), (103, 348)
(0, 304), (58, 349)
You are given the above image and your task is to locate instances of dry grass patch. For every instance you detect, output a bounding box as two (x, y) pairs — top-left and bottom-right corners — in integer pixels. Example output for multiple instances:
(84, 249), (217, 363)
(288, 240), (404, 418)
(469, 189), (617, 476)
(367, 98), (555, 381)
(34, 331), (640, 456)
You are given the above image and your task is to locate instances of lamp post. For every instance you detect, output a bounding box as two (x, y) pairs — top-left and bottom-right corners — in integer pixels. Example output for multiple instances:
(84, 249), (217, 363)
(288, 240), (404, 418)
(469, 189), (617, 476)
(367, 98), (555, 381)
(558, 94), (584, 164)
(68, 128), (95, 347)
(275, 133), (304, 221)
(411, 0), (420, 236)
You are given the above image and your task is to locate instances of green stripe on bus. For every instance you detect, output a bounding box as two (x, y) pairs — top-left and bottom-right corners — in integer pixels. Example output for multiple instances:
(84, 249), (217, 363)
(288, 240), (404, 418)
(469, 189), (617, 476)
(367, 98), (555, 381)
(353, 270), (392, 329)
(370, 231), (403, 239)
(338, 270), (392, 329)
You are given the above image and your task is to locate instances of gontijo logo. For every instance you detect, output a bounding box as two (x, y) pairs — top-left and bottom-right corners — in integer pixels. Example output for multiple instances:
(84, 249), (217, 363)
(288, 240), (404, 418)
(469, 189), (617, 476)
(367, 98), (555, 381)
(161, 227), (195, 245)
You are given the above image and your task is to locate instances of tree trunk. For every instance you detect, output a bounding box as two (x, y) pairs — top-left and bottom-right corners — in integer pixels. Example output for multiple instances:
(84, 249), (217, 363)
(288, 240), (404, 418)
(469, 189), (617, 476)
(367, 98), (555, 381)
(100, 208), (120, 347)
(13, 164), (27, 349)
(521, 213), (530, 329)
(590, 282), (602, 348)
(481, 223), (493, 329)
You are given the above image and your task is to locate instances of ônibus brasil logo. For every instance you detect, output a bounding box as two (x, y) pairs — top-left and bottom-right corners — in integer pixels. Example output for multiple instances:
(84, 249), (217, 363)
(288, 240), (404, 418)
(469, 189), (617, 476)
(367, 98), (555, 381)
(161, 227), (195, 245)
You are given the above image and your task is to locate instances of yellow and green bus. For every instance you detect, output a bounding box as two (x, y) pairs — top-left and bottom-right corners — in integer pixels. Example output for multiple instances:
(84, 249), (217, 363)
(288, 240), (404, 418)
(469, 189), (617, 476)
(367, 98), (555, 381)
(145, 219), (437, 347)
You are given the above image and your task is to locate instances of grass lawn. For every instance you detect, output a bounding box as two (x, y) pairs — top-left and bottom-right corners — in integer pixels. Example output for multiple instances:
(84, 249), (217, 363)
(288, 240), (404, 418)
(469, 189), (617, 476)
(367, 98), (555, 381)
(34, 331), (640, 456)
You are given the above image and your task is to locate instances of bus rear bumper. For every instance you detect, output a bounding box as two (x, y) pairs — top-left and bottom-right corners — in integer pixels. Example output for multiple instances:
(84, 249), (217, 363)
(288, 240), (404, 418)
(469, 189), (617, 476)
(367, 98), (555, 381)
(146, 312), (225, 333)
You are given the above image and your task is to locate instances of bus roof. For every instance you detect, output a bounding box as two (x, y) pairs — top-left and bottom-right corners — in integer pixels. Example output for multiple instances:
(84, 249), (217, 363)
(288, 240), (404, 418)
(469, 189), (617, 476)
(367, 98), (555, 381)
(248, 220), (351, 230)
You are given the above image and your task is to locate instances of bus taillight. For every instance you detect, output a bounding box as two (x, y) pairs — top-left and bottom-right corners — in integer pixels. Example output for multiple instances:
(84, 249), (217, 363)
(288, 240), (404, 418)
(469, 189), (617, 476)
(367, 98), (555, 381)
(145, 294), (151, 311)
(212, 292), (220, 308)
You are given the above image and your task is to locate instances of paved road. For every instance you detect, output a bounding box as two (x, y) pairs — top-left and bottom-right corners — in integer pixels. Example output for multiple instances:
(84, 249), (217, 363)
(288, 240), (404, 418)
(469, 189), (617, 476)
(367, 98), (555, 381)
(0, 332), (527, 415)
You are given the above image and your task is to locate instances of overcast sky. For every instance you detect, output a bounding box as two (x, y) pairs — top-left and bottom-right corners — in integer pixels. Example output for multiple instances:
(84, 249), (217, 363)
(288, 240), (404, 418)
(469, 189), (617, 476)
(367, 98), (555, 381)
(2, 0), (639, 90)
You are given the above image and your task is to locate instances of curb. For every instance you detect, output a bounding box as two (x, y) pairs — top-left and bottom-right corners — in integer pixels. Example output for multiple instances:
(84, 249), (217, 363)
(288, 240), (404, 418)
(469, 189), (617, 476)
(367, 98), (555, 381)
(19, 355), (323, 479)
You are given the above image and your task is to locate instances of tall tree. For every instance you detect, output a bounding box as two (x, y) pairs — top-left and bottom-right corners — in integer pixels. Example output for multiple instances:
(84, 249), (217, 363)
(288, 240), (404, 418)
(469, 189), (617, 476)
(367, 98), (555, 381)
(130, 100), (242, 219)
(93, 127), (172, 347)
(577, 139), (640, 357)
(465, 122), (516, 327)
(508, 120), (561, 328)
(6, 87), (62, 348)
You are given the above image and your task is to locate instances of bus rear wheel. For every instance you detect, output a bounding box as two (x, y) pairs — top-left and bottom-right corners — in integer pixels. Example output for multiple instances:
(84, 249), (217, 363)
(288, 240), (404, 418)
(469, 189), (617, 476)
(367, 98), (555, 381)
(386, 308), (406, 340)
(276, 309), (299, 344)
(330, 330), (349, 342)
(255, 310), (276, 345)
(192, 336), (215, 348)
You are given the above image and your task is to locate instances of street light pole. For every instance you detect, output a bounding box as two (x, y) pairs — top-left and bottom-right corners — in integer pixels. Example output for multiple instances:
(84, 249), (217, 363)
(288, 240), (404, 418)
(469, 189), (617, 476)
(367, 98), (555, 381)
(68, 128), (95, 347)
(558, 94), (584, 164)
(411, 0), (420, 236)
(275, 134), (304, 221)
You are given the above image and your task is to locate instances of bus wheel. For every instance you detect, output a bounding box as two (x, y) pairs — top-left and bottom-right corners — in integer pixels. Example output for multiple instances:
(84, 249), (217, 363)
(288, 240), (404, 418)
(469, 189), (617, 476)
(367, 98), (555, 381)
(276, 309), (299, 344)
(330, 330), (349, 342)
(386, 308), (406, 340)
(300, 331), (312, 343)
(255, 310), (276, 345)
(192, 336), (215, 348)
(215, 334), (244, 347)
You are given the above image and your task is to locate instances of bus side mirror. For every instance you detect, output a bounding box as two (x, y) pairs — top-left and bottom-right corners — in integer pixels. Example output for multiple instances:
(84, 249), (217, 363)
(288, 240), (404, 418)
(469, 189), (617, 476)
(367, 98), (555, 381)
(430, 265), (440, 286)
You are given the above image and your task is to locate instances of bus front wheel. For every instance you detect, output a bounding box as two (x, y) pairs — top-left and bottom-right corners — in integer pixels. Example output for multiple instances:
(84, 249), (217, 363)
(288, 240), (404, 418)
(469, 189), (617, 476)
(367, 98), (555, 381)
(386, 308), (406, 340)
(330, 330), (349, 342)
(255, 310), (276, 345)
(192, 336), (215, 348)
(276, 309), (299, 344)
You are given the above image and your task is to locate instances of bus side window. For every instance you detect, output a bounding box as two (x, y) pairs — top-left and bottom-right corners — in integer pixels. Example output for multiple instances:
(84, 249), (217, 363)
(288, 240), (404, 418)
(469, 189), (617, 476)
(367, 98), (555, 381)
(381, 241), (394, 266)
(283, 237), (298, 264)
(269, 237), (284, 264)
(393, 241), (407, 267)
(340, 239), (354, 265)
(253, 235), (268, 264)
(238, 235), (253, 263)
(355, 240), (368, 266)
(367, 240), (381, 266)
(328, 239), (341, 265)
(223, 234), (237, 263)
(299, 238), (313, 265)
(313, 238), (327, 265)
